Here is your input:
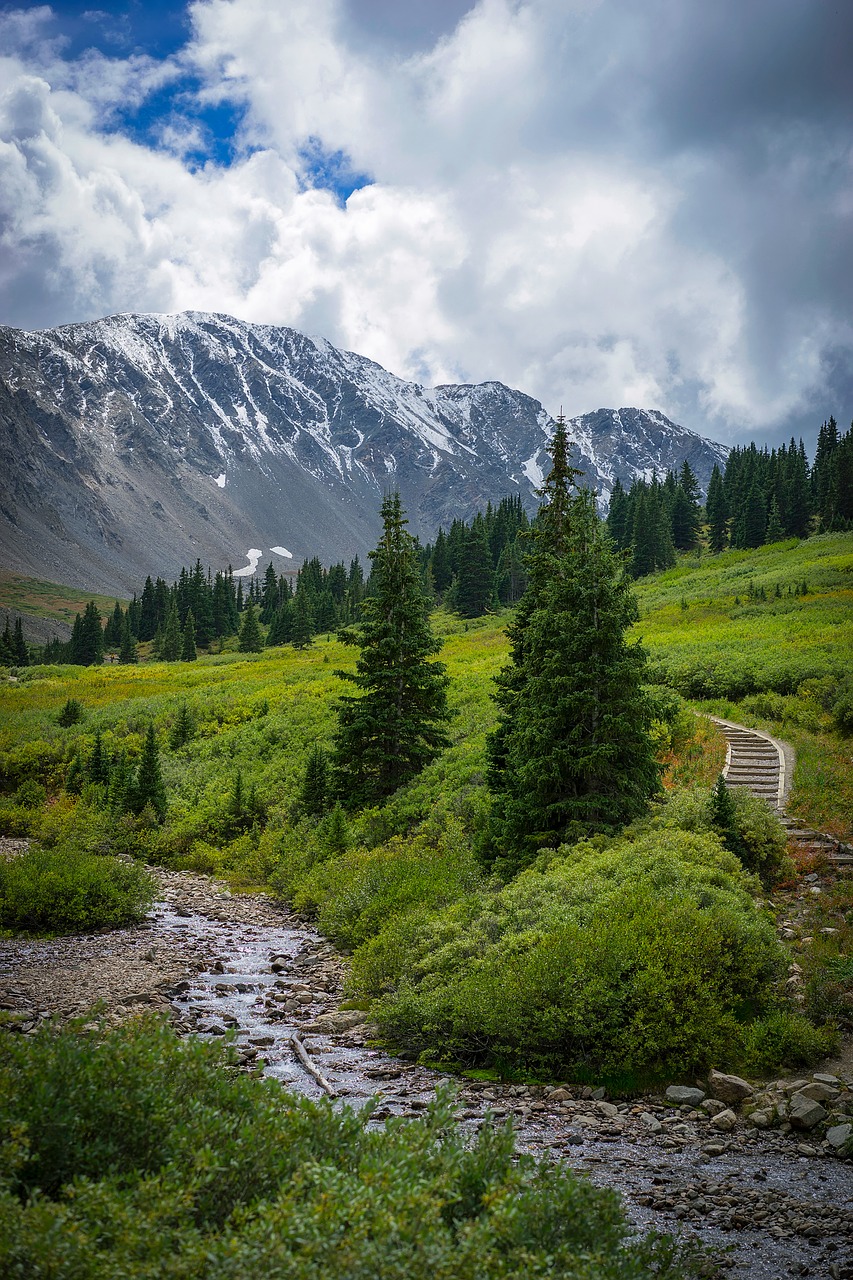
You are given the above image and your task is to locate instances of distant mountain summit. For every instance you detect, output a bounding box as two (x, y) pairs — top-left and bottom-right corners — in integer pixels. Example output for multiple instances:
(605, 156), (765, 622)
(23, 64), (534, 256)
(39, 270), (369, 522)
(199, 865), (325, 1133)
(0, 311), (727, 592)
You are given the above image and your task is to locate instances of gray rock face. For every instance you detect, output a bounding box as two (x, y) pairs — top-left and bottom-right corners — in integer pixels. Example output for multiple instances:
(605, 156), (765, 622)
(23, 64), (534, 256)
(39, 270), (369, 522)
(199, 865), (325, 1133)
(707, 1069), (754, 1105)
(0, 311), (729, 592)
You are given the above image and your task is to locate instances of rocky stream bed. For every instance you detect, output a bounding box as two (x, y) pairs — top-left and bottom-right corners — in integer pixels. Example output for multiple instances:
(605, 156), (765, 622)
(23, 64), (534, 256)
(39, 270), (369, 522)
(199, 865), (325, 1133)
(1, 867), (852, 1280)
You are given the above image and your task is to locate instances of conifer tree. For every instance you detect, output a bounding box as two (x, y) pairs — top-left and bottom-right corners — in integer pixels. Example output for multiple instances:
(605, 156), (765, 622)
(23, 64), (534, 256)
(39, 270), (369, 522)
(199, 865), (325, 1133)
(181, 609), (197, 661)
(118, 616), (138, 664)
(87, 730), (110, 786)
(605, 478), (630, 550)
(321, 802), (349, 855)
(709, 774), (746, 862)
(75, 602), (104, 666)
(486, 419), (661, 870)
(430, 527), (452, 595)
(57, 697), (84, 727)
(290, 592), (315, 649)
(161, 600), (182, 661)
(765, 496), (784, 543)
(108, 750), (133, 814)
(0, 618), (14, 666)
(259, 562), (279, 623)
(132, 723), (167, 820)
(456, 516), (495, 617)
(267, 600), (293, 646)
(299, 744), (329, 816)
(169, 702), (196, 749)
(238, 603), (263, 652)
(332, 492), (451, 808)
(705, 464), (728, 552)
(12, 618), (29, 666)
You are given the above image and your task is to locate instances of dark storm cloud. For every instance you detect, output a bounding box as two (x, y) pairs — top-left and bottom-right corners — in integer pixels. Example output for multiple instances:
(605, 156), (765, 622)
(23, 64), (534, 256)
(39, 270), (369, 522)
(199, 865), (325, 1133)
(343, 0), (477, 52)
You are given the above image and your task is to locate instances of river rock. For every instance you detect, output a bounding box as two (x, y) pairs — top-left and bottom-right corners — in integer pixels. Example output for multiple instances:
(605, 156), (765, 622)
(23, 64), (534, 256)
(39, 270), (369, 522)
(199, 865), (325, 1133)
(547, 1087), (571, 1102)
(826, 1122), (853, 1149)
(710, 1108), (738, 1132)
(708, 1069), (754, 1105)
(748, 1109), (774, 1128)
(788, 1092), (827, 1130)
(639, 1111), (662, 1133)
(665, 1085), (705, 1107)
(302, 1010), (367, 1034)
(795, 1081), (840, 1103)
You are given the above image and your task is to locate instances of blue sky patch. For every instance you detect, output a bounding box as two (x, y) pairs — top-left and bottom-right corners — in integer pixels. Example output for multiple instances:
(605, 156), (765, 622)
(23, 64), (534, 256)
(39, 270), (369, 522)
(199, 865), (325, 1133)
(298, 137), (373, 205)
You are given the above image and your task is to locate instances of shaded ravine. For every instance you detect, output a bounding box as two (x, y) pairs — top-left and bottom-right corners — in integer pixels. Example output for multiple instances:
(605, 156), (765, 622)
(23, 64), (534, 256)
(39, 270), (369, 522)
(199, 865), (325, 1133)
(154, 873), (853, 1280)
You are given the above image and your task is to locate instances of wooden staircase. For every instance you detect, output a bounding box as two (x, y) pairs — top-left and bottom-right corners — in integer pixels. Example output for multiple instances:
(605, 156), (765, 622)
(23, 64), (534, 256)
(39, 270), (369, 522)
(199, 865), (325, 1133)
(709, 716), (853, 867)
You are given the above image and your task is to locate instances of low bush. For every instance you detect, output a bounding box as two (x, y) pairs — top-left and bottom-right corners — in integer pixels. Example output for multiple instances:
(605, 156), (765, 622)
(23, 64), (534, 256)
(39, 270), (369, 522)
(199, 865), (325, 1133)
(740, 1011), (838, 1074)
(644, 784), (791, 887)
(286, 815), (484, 951)
(0, 843), (155, 934)
(353, 829), (785, 1081)
(0, 1018), (705, 1279)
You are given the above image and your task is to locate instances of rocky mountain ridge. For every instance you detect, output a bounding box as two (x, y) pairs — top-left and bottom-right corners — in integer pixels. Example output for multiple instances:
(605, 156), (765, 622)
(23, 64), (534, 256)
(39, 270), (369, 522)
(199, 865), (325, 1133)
(0, 311), (728, 593)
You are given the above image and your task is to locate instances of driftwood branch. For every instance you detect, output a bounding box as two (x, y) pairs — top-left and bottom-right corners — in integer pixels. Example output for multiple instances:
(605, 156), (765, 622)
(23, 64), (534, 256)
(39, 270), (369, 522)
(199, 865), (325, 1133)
(289, 1034), (337, 1098)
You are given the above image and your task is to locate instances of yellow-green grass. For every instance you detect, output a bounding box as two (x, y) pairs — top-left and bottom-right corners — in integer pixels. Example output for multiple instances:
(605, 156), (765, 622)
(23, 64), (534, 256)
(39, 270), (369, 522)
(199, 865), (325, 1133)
(0, 571), (124, 626)
(633, 534), (852, 694)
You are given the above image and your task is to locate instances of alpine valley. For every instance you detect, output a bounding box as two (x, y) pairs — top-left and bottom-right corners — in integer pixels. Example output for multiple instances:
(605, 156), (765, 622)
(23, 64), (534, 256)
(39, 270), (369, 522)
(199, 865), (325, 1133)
(0, 311), (728, 593)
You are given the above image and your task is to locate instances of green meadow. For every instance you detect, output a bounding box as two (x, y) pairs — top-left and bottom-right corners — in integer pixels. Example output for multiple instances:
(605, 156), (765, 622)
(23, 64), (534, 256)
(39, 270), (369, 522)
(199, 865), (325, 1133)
(0, 532), (851, 1085)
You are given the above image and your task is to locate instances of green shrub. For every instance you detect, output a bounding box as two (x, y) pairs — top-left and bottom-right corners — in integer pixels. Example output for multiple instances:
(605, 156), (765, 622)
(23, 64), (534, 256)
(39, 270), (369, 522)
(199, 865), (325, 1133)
(290, 816), (484, 950)
(0, 803), (32, 837)
(0, 1019), (705, 1279)
(57, 697), (85, 727)
(644, 784), (791, 887)
(0, 843), (155, 934)
(741, 1011), (838, 1074)
(832, 679), (853, 736)
(355, 829), (785, 1081)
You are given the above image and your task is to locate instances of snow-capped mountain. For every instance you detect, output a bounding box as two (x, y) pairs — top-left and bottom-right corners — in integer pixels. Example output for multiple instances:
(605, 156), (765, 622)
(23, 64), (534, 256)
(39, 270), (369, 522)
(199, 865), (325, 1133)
(0, 311), (728, 593)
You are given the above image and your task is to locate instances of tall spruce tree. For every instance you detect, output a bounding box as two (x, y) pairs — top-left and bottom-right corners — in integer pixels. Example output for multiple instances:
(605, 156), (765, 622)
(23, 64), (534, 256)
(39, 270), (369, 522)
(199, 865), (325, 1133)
(299, 744), (329, 816)
(181, 610), (198, 661)
(75, 602), (104, 666)
(118, 616), (138, 664)
(332, 492), (451, 808)
(132, 723), (167, 820)
(238, 603), (263, 653)
(456, 515), (495, 617)
(12, 618), (29, 666)
(486, 419), (661, 871)
(161, 600), (182, 662)
(705, 464), (728, 552)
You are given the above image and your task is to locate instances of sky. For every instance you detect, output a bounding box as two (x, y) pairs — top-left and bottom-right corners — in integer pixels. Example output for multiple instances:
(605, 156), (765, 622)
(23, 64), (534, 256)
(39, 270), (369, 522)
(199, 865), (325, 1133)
(0, 0), (851, 450)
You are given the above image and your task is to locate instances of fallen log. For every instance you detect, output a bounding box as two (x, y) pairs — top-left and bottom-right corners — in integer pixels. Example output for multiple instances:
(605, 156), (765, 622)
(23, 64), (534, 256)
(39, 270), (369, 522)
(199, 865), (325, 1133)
(289, 1033), (337, 1097)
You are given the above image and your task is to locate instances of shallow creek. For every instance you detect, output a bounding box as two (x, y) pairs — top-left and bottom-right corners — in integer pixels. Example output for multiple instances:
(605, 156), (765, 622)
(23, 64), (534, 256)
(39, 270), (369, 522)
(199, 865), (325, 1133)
(155, 895), (853, 1280)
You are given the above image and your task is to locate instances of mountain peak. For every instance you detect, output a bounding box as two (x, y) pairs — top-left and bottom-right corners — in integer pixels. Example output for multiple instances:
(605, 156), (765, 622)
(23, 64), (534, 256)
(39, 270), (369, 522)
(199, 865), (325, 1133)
(0, 311), (727, 592)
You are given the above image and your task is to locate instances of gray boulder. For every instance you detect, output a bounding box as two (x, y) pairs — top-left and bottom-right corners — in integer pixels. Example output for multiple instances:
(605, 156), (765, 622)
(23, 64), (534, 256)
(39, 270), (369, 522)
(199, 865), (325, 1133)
(788, 1092), (827, 1130)
(665, 1085), (706, 1107)
(708, 1069), (754, 1105)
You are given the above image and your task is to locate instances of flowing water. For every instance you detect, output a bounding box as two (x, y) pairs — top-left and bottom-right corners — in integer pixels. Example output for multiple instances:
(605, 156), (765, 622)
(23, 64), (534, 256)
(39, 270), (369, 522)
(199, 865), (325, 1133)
(156, 898), (853, 1280)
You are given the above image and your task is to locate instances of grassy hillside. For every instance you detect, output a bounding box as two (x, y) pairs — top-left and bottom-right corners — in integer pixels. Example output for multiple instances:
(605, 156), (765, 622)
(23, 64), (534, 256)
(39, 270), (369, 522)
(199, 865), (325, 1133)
(0, 571), (123, 629)
(632, 533), (853, 840)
